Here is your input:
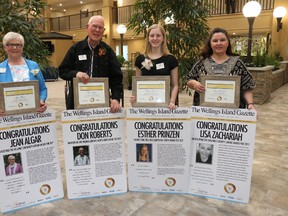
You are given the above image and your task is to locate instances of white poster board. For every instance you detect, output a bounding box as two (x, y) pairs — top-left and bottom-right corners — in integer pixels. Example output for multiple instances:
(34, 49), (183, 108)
(127, 107), (191, 193)
(188, 106), (257, 203)
(61, 108), (127, 199)
(0, 111), (64, 213)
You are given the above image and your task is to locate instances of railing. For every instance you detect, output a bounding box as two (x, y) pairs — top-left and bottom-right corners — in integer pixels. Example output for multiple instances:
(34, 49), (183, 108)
(207, 0), (274, 15)
(49, 10), (102, 31)
(112, 5), (135, 24)
(49, 0), (274, 32)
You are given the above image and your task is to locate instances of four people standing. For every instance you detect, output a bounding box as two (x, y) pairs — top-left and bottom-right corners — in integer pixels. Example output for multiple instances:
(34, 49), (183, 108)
(0, 25), (256, 112)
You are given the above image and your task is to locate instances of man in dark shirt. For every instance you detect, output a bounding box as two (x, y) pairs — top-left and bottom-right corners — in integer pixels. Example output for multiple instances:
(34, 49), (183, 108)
(59, 15), (123, 112)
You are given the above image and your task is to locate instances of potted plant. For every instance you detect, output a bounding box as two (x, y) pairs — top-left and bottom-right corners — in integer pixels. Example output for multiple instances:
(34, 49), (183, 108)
(126, 61), (133, 90)
(116, 55), (125, 67)
(0, 0), (50, 71)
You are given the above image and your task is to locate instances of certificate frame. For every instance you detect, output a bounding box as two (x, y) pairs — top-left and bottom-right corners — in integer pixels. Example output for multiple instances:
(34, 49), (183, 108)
(132, 76), (170, 107)
(0, 80), (40, 115)
(200, 75), (241, 108)
(73, 78), (110, 109)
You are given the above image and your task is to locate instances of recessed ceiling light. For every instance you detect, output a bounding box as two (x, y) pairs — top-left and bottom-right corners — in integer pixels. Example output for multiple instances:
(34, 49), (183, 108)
(80, 1), (83, 4)
(59, 3), (62, 6)
(64, 9), (66, 12)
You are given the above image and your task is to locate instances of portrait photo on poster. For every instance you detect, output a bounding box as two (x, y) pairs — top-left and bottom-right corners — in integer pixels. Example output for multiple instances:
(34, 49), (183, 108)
(73, 146), (90, 166)
(195, 143), (213, 165)
(136, 143), (152, 162)
(4, 153), (24, 176)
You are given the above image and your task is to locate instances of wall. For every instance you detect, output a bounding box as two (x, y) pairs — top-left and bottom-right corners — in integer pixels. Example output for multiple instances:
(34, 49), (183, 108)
(50, 3), (102, 17)
(271, 0), (288, 60)
(46, 40), (74, 67)
(208, 11), (273, 35)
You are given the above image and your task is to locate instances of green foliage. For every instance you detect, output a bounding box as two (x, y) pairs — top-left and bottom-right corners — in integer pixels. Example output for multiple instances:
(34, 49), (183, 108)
(127, 0), (211, 89)
(0, 0), (50, 71)
(265, 54), (281, 69)
(116, 54), (126, 66)
(252, 52), (281, 69)
(252, 52), (266, 67)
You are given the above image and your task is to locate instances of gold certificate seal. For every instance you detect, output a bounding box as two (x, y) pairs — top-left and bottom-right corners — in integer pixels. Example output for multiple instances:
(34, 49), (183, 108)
(40, 184), (51, 195)
(104, 178), (115, 188)
(165, 177), (176, 187)
(217, 96), (222, 101)
(224, 183), (236, 194)
(90, 98), (95, 102)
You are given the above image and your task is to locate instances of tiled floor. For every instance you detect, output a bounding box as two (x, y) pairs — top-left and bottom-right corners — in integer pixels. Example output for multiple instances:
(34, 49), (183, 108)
(2, 79), (288, 216)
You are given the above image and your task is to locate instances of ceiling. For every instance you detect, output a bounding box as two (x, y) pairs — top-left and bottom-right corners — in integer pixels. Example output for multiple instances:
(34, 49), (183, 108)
(46, 0), (100, 12)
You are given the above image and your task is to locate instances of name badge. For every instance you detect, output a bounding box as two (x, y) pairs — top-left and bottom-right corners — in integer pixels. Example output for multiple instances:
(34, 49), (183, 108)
(78, 55), (87, 61)
(0, 68), (6, 73)
(156, 63), (165, 70)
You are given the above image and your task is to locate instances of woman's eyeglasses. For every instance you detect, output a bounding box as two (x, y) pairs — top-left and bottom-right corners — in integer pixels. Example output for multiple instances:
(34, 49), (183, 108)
(6, 43), (23, 48)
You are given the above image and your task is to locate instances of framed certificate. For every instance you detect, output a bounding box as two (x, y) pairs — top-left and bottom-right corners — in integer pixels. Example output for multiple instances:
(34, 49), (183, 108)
(200, 75), (240, 108)
(73, 78), (110, 109)
(0, 81), (40, 115)
(132, 76), (170, 107)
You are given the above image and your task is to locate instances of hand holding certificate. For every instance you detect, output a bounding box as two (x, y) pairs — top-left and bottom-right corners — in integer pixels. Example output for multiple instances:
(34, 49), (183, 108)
(200, 75), (240, 108)
(132, 76), (170, 107)
(0, 81), (40, 115)
(73, 78), (110, 109)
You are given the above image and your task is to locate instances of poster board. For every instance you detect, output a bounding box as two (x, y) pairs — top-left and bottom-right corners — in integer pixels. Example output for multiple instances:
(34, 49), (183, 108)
(127, 107), (191, 193)
(0, 111), (64, 213)
(61, 108), (127, 199)
(188, 106), (257, 203)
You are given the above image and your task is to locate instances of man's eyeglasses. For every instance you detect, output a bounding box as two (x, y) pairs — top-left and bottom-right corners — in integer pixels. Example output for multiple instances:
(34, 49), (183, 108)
(6, 43), (23, 48)
(90, 25), (105, 31)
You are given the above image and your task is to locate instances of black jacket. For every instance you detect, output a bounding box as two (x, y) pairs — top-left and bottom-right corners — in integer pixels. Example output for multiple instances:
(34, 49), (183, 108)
(59, 37), (123, 109)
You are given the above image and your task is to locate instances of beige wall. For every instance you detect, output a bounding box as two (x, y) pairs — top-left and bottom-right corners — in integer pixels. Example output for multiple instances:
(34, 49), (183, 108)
(271, 0), (288, 59)
(50, 3), (102, 17)
(208, 11), (273, 35)
(45, 39), (73, 67)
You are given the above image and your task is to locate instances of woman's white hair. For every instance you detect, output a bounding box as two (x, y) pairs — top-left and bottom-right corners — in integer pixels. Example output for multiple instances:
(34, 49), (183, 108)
(8, 155), (15, 160)
(3, 32), (25, 46)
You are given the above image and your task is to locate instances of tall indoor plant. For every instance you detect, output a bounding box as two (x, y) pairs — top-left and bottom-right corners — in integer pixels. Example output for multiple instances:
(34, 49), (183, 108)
(0, 0), (50, 70)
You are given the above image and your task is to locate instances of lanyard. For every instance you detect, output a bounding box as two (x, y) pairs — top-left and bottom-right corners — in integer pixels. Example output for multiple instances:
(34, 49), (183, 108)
(88, 43), (94, 77)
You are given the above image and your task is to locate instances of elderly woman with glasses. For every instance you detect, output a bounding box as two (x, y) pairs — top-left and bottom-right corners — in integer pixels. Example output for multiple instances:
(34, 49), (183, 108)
(0, 32), (47, 115)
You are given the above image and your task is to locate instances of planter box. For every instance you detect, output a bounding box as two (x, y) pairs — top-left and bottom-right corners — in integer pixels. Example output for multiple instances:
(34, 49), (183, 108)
(280, 61), (288, 84)
(248, 66), (273, 105)
(272, 68), (285, 92)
